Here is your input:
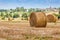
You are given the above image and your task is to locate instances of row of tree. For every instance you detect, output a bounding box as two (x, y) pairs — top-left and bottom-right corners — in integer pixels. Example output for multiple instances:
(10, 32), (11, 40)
(0, 7), (60, 20)
(0, 7), (43, 20)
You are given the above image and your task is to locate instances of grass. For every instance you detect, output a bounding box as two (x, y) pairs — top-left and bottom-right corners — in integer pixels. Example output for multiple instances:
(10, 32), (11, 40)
(6, 35), (55, 40)
(0, 20), (60, 40)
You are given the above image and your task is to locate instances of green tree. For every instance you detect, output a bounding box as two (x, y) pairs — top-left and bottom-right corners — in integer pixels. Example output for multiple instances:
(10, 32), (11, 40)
(21, 13), (28, 20)
(58, 8), (60, 14)
(16, 7), (20, 12)
(5, 10), (9, 18)
(13, 13), (20, 18)
(5, 13), (8, 18)
(35, 8), (41, 12)
(28, 8), (35, 13)
(1, 16), (5, 20)
(58, 14), (60, 19)
(0, 12), (4, 17)
(9, 12), (13, 17)
(20, 7), (24, 12)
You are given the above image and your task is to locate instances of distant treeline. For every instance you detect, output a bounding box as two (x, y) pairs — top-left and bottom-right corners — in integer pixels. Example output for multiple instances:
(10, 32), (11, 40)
(0, 7), (60, 20)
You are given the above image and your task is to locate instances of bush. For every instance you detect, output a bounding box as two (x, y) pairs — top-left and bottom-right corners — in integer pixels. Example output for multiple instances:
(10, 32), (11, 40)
(53, 13), (60, 19)
(13, 13), (20, 18)
(0, 12), (4, 17)
(9, 13), (12, 17)
(5, 13), (9, 18)
(1, 16), (5, 20)
(21, 13), (28, 20)
(53, 13), (58, 17)
(58, 14), (60, 19)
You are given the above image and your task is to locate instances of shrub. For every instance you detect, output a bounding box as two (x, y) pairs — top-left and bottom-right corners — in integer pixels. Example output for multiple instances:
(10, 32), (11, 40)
(13, 13), (20, 18)
(21, 13), (28, 20)
(0, 12), (4, 17)
(1, 16), (5, 20)
(53, 13), (58, 17)
(58, 14), (60, 19)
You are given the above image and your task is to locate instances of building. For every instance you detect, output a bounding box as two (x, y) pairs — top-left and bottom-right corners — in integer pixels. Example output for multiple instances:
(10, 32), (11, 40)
(44, 7), (59, 15)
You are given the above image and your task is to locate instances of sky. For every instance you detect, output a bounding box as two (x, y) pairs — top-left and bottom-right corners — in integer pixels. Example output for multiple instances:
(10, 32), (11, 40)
(0, 0), (60, 9)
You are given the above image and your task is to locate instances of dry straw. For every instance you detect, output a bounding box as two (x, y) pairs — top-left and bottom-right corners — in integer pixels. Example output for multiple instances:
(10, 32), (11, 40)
(47, 14), (58, 22)
(30, 12), (47, 27)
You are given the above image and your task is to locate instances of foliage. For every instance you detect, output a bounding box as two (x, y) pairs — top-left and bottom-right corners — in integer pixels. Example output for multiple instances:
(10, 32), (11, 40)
(1, 16), (5, 20)
(0, 12), (4, 17)
(5, 12), (12, 18)
(0, 9), (7, 12)
(53, 13), (60, 19)
(53, 13), (59, 17)
(22, 13), (28, 18)
(0, 7), (58, 20)
(58, 14), (60, 19)
(35, 8), (42, 12)
(59, 10), (60, 14)
(5, 13), (9, 18)
(13, 13), (20, 18)
(9, 13), (12, 17)
(21, 13), (28, 20)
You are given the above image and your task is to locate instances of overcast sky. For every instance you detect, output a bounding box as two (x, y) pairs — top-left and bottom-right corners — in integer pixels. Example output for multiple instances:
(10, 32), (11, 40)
(0, 0), (60, 9)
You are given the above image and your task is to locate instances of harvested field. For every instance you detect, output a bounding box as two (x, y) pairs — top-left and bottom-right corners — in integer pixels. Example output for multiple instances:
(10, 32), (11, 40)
(0, 20), (60, 40)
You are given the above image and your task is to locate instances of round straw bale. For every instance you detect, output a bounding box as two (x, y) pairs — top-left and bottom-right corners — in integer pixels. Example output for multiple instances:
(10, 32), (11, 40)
(47, 14), (58, 22)
(30, 12), (47, 27)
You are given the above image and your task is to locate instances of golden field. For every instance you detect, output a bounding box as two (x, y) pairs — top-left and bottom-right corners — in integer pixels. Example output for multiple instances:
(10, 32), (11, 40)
(0, 20), (60, 40)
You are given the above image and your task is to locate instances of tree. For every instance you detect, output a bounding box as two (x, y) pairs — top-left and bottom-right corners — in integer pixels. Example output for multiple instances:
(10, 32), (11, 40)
(59, 10), (60, 14)
(24, 9), (27, 12)
(20, 7), (24, 12)
(16, 7), (20, 12)
(5, 13), (8, 18)
(28, 8), (34, 13)
(1, 16), (5, 20)
(35, 8), (41, 12)
(0, 12), (4, 17)
(21, 13), (28, 20)
(9, 12), (13, 17)
(58, 14), (60, 19)
(13, 13), (20, 18)
(0, 12), (6, 20)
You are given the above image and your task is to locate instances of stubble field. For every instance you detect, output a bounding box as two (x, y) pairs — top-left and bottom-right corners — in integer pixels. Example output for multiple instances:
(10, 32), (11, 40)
(0, 20), (60, 40)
